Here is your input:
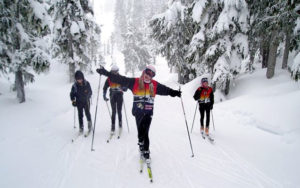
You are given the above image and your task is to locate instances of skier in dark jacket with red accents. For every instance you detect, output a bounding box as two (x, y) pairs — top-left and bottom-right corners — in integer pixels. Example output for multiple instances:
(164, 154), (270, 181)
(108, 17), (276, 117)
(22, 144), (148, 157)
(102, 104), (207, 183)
(97, 65), (181, 161)
(193, 77), (214, 136)
(103, 65), (127, 137)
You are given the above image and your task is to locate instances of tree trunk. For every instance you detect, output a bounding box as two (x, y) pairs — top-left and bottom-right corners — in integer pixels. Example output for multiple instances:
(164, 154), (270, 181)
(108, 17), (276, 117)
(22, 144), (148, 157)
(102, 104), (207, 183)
(224, 78), (230, 95)
(260, 41), (269, 69)
(68, 28), (74, 83)
(15, 70), (25, 103)
(282, 29), (291, 69)
(69, 63), (75, 83)
(266, 31), (279, 79)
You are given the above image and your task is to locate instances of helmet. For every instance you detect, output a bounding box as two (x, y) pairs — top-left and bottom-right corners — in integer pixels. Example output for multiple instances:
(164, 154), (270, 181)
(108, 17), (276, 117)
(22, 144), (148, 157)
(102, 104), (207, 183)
(75, 70), (84, 80)
(201, 77), (208, 83)
(111, 65), (119, 72)
(144, 65), (156, 78)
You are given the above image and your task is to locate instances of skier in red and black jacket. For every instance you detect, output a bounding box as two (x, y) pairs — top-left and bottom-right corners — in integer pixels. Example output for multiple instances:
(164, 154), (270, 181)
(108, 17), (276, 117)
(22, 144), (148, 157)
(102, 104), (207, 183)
(103, 65), (127, 136)
(97, 65), (181, 161)
(193, 77), (214, 136)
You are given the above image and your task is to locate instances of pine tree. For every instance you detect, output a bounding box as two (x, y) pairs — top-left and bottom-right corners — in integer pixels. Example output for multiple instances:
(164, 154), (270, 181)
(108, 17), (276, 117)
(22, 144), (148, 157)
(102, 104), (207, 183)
(0, 0), (51, 103)
(51, 0), (101, 82)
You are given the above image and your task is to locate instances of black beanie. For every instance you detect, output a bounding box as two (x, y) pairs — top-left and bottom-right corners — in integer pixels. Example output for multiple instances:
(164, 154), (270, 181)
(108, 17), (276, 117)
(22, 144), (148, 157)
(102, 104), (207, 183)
(75, 70), (84, 80)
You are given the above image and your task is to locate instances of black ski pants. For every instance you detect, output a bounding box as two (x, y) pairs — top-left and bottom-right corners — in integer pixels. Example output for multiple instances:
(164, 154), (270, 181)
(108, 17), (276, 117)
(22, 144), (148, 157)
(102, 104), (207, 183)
(135, 114), (152, 152)
(110, 92), (123, 130)
(199, 103), (211, 128)
(77, 101), (91, 129)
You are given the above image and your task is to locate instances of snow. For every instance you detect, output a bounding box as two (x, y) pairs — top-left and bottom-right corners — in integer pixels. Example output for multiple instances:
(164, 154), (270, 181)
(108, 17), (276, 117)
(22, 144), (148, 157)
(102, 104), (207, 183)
(70, 21), (80, 36)
(192, 0), (207, 23)
(1, 54), (300, 187)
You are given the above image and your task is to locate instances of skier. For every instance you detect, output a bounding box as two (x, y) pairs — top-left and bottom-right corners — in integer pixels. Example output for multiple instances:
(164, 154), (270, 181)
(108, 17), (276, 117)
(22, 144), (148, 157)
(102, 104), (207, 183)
(193, 77), (214, 137)
(103, 65), (127, 137)
(96, 65), (181, 161)
(70, 70), (93, 134)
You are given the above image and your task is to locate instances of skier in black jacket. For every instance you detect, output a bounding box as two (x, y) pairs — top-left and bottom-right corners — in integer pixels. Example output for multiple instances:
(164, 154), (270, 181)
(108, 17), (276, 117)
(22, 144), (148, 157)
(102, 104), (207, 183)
(103, 65), (127, 136)
(97, 65), (181, 161)
(70, 70), (92, 133)
(193, 77), (214, 136)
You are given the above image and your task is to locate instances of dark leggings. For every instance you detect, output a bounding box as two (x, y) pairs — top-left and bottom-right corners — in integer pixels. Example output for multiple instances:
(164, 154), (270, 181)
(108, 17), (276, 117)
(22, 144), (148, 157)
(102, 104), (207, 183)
(135, 114), (152, 152)
(77, 101), (91, 129)
(110, 92), (123, 130)
(199, 103), (210, 128)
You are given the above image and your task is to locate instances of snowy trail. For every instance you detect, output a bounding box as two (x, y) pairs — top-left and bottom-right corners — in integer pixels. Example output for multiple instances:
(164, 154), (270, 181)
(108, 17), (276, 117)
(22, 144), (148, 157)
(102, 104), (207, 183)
(1, 61), (299, 187)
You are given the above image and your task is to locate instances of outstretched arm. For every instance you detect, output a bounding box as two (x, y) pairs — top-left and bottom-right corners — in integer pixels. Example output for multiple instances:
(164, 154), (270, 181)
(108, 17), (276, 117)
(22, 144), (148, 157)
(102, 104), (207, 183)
(156, 82), (181, 97)
(97, 67), (135, 90)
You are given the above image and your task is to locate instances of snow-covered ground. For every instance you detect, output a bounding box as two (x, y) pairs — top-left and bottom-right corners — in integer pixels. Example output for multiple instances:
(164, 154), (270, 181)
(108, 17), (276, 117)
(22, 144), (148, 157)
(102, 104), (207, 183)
(0, 56), (299, 188)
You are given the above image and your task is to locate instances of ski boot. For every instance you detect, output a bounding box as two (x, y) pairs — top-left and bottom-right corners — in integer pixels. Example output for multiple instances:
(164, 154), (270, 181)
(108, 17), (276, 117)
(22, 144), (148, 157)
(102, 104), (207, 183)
(143, 150), (151, 163)
(88, 121), (93, 132)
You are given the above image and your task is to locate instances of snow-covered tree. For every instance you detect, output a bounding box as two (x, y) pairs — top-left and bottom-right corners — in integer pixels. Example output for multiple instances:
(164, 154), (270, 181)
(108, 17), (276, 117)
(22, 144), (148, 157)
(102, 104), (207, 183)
(51, 0), (101, 82)
(0, 0), (51, 103)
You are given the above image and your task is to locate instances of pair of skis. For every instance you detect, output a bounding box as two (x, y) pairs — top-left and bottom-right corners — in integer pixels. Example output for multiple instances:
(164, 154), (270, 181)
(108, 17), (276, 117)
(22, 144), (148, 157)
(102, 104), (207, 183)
(139, 153), (153, 183)
(71, 129), (92, 143)
(106, 129), (122, 143)
(201, 132), (215, 143)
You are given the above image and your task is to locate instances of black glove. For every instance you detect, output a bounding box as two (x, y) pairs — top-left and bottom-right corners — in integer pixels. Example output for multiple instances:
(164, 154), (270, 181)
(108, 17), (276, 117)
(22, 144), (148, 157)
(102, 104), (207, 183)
(169, 89), (182, 97)
(72, 100), (77, 107)
(210, 104), (213, 110)
(103, 94), (109, 101)
(96, 66), (109, 75)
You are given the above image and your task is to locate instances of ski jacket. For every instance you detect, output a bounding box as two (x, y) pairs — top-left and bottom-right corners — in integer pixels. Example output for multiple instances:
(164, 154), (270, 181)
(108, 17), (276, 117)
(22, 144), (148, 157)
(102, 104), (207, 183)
(70, 80), (92, 105)
(105, 73), (173, 116)
(103, 78), (127, 97)
(193, 87), (214, 105)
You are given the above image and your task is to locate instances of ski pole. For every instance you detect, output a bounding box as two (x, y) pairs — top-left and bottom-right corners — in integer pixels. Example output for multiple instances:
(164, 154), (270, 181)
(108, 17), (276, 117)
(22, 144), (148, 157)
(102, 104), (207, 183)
(105, 100), (112, 117)
(91, 75), (102, 151)
(190, 102), (198, 133)
(123, 100), (130, 133)
(73, 107), (76, 129)
(211, 110), (215, 131)
(179, 87), (194, 158)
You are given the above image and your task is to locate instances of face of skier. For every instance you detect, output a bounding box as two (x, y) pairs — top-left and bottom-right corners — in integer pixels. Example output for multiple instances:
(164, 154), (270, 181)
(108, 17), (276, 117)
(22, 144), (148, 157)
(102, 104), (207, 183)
(76, 79), (83, 84)
(202, 81), (208, 88)
(111, 71), (118, 75)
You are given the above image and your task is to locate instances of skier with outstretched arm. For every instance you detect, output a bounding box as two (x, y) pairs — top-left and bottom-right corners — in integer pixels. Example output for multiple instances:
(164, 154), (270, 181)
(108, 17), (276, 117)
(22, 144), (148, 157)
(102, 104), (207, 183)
(96, 65), (181, 161)
(193, 77), (214, 137)
(70, 70), (93, 134)
(103, 65), (127, 138)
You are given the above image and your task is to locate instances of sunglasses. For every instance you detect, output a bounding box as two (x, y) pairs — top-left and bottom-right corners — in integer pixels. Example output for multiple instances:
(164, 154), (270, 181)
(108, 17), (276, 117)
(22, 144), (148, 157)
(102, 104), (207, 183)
(145, 68), (155, 78)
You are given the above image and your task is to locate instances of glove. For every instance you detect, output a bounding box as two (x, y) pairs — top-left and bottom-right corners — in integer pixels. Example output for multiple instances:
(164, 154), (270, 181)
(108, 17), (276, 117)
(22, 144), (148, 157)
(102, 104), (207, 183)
(103, 95), (109, 101)
(169, 89), (182, 97)
(72, 100), (77, 107)
(96, 66), (108, 75)
(210, 105), (213, 110)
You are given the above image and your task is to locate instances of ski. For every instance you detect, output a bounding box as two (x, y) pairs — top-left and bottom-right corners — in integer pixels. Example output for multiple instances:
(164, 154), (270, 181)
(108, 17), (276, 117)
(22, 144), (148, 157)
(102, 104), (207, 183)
(201, 132), (206, 139)
(139, 154), (144, 173)
(84, 129), (92, 137)
(71, 132), (83, 143)
(146, 160), (153, 183)
(139, 154), (153, 182)
(206, 135), (215, 143)
(117, 128), (122, 139)
(106, 132), (114, 143)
